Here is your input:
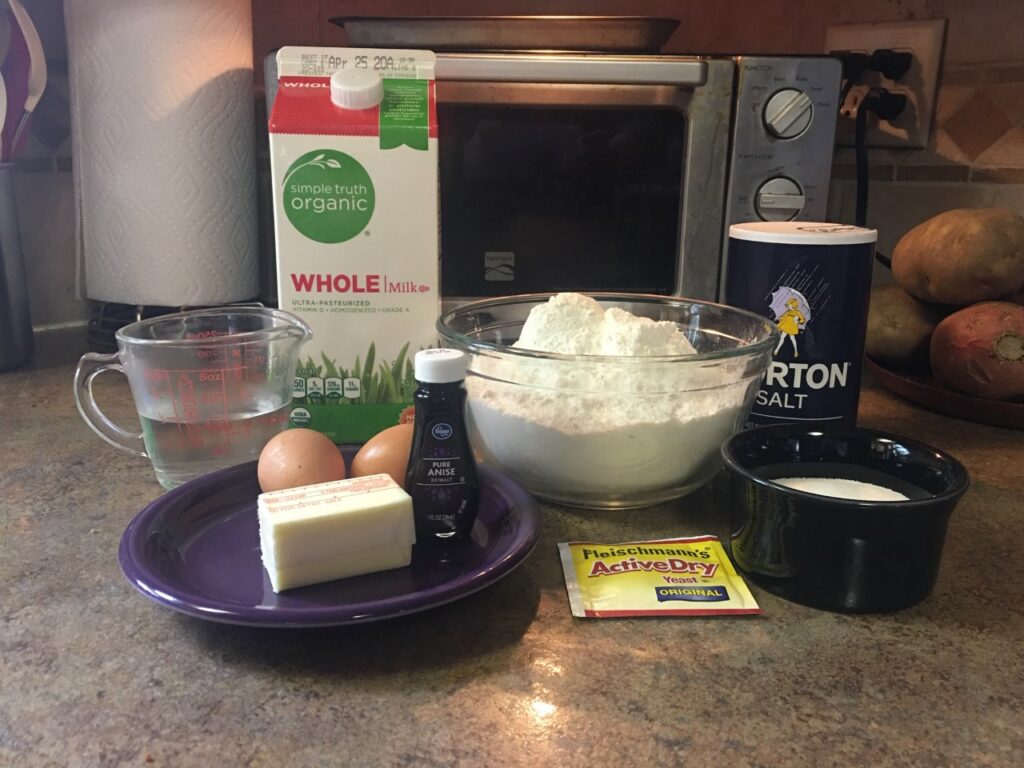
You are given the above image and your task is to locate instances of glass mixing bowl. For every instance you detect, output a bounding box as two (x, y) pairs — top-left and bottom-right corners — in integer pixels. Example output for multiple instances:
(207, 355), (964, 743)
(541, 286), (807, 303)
(437, 293), (778, 509)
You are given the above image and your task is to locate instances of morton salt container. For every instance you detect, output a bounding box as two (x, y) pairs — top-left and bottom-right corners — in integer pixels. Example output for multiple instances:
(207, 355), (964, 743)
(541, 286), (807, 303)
(723, 222), (877, 427)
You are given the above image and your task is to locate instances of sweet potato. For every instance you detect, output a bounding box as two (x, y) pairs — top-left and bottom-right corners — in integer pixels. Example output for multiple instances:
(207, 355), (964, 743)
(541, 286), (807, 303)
(930, 301), (1024, 400)
(866, 283), (946, 369)
(892, 208), (1024, 305)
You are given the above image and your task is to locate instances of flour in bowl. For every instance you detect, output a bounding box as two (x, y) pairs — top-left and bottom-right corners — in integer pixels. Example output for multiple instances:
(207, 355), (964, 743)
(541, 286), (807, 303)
(466, 294), (757, 501)
(514, 292), (696, 356)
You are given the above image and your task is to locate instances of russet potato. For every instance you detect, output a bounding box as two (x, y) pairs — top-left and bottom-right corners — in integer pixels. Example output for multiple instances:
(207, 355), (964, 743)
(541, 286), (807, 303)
(892, 208), (1024, 305)
(866, 283), (949, 370)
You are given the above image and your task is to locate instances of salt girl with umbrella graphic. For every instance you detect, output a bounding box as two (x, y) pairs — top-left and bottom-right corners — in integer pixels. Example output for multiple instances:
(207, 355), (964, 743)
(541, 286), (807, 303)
(769, 286), (812, 358)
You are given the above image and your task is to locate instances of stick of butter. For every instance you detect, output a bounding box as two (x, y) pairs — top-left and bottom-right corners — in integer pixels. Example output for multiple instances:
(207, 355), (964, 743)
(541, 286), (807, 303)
(257, 473), (416, 592)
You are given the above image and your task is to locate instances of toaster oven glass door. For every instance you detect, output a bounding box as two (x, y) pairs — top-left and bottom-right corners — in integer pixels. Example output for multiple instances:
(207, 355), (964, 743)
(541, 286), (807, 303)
(439, 98), (684, 297)
(433, 54), (732, 302)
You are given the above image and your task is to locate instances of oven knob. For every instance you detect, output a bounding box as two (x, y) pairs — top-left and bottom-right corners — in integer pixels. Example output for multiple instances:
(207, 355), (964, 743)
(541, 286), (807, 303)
(755, 177), (806, 221)
(763, 89), (813, 139)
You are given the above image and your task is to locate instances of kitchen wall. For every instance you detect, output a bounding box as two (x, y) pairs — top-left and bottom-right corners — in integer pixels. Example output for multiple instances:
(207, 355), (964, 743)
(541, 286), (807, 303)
(13, 1), (1024, 336)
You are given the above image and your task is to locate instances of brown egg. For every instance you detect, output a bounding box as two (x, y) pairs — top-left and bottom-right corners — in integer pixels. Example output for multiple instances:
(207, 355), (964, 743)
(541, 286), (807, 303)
(257, 428), (347, 492)
(351, 423), (414, 486)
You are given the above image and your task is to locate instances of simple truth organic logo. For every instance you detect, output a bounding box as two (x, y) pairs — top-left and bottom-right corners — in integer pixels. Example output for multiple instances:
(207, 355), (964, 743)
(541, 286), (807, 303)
(283, 149), (375, 244)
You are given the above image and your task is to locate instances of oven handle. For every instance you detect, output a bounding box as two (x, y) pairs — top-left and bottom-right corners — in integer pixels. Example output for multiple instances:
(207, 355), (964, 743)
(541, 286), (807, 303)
(435, 54), (707, 86)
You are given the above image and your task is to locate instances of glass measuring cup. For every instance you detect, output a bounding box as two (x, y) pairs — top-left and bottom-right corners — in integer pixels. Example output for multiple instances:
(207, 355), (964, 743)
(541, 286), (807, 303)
(74, 307), (313, 489)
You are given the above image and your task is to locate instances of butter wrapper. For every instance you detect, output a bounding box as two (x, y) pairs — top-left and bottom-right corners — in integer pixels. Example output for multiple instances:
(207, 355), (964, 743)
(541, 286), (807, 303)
(558, 536), (760, 618)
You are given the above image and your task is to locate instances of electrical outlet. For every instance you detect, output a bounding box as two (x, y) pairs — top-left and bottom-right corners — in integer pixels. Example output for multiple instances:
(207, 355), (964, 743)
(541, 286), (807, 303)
(825, 19), (946, 148)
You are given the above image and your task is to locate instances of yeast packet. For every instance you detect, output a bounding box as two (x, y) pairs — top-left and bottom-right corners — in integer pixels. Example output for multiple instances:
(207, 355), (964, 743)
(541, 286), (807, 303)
(558, 535), (760, 618)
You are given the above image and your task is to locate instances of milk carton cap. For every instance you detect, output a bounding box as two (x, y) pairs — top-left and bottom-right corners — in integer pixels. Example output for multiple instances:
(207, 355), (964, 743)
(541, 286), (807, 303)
(415, 349), (467, 384)
(331, 69), (383, 110)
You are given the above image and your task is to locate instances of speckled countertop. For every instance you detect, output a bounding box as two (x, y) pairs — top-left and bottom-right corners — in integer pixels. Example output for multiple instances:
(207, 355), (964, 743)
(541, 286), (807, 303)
(2, 357), (1022, 767)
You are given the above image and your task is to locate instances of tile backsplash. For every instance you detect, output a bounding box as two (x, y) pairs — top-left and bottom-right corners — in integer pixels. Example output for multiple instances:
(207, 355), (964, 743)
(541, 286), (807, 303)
(11, 0), (1024, 338)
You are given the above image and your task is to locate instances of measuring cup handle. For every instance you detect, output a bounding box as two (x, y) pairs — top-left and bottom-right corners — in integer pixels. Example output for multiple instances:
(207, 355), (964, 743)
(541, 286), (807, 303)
(73, 352), (147, 458)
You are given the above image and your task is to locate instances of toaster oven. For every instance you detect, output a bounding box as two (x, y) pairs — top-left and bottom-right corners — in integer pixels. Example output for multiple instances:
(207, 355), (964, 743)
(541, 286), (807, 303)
(429, 52), (841, 303)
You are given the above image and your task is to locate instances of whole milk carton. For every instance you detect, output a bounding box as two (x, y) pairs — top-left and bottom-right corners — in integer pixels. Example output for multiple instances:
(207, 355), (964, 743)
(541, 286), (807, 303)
(269, 47), (438, 442)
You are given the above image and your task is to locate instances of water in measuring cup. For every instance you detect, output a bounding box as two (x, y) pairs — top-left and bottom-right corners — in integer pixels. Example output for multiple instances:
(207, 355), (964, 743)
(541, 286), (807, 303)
(139, 401), (291, 489)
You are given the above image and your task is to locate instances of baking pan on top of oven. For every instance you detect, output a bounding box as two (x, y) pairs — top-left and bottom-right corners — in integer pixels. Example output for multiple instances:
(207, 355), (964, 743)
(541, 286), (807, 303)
(330, 16), (680, 54)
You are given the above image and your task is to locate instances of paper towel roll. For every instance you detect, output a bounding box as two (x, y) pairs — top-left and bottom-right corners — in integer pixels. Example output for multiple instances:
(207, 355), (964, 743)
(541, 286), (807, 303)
(66, 0), (258, 306)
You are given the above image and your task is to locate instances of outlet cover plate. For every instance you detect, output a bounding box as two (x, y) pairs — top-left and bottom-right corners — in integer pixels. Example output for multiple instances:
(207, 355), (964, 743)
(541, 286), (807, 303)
(826, 19), (946, 148)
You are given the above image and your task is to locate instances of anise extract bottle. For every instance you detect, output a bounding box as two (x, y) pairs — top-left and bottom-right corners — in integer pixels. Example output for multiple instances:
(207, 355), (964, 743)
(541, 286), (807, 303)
(405, 349), (479, 542)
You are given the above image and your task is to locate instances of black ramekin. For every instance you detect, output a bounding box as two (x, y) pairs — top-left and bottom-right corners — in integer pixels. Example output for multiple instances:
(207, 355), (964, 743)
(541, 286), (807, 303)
(721, 425), (970, 613)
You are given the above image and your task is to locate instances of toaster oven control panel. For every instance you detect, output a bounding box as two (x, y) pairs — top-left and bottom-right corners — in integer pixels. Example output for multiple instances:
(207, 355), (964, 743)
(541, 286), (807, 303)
(724, 56), (841, 228)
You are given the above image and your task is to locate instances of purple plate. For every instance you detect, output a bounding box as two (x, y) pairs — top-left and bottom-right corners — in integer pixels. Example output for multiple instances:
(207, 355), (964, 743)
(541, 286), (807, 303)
(118, 458), (540, 627)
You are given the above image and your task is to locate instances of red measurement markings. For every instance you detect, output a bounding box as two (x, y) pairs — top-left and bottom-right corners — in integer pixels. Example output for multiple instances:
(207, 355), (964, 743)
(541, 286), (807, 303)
(145, 369), (180, 442)
(195, 347), (228, 365)
(207, 422), (232, 456)
(201, 389), (225, 406)
(145, 369), (171, 393)
(220, 365), (230, 430)
(244, 349), (268, 385)
(176, 372), (200, 446)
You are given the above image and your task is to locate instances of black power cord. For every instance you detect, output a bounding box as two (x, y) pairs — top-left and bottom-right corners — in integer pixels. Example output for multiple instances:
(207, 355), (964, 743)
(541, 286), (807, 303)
(855, 88), (908, 269)
(855, 89), (908, 226)
(836, 51), (870, 107)
(832, 49), (913, 268)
